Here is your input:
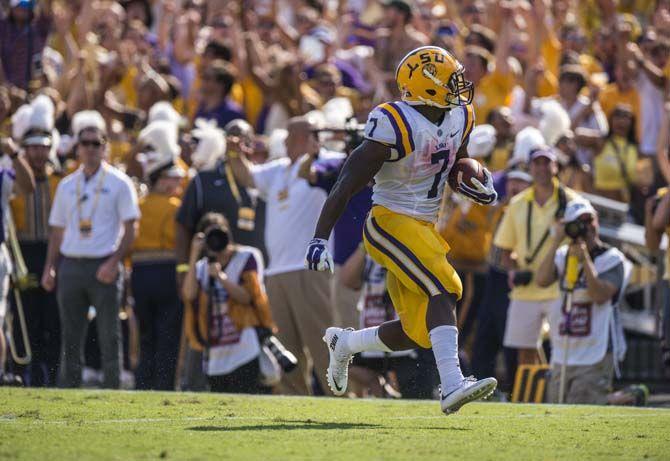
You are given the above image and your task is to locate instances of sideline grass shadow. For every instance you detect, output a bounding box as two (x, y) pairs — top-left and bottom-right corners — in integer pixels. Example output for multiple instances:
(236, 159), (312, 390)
(188, 420), (381, 432)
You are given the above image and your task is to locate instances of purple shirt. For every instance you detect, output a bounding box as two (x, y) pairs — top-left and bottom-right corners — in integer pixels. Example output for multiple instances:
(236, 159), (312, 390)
(195, 99), (245, 128)
(311, 156), (373, 264)
(0, 13), (52, 89)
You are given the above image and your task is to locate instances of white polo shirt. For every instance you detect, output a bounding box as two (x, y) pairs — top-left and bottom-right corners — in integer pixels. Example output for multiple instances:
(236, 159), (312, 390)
(252, 151), (345, 276)
(49, 162), (140, 258)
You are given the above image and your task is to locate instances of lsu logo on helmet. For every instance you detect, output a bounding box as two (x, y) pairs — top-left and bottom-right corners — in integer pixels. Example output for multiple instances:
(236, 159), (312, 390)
(395, 46), (474, 109)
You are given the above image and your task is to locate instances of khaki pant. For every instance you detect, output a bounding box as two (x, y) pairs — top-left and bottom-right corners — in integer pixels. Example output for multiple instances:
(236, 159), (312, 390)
(266, 269), (334, 395)
(547, 353), (614, 405)
(331, 265), (361, 328)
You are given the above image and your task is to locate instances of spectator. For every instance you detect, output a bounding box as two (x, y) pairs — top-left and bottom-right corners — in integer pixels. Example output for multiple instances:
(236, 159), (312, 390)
(471, 162), (533, 394)
(438, 126), (503, 351)
(576, 104), (638, 204)
(297, 148), (372, 329)
(339, 244), (437, 398)
(536, 200), (630, 404)
(41, 111), (139, 389)
(493, 146), (579, 366)
(630, 35), (669, 188)
(0, 0), (53, 90)
(9, 94), (60, 386)
(598, 59), (641, 140)
(0, 134), (36, 384)
(374, 0), (428, 99)
(555, 131), (593, 193)
(194, 59), (245, 129)
(646, 185), (670, 367)
(228, 116), (343, 395)
(484, 109), (515, 172)
(464, 4), (514, 124)
(130, 121), (184, 391)
(182, 212), (275, 394)
(176, 119), (266, 271)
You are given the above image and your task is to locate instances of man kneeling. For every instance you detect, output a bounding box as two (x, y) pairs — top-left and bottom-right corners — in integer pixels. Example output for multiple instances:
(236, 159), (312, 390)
(536, 200), (630, 404)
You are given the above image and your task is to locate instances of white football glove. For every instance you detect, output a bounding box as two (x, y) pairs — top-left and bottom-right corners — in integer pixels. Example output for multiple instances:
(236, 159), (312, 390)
(304, 238), (334, 273)
(457, 168), (498, 205)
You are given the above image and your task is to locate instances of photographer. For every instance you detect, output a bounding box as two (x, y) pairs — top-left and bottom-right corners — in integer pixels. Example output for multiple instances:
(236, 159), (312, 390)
(182, 212), (276, 394)
(536, 200), (629, 405)
(493, 146), (579, 365)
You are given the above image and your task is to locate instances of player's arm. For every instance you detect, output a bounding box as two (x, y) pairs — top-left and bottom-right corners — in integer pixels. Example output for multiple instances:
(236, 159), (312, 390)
(314, 140), (388, 240)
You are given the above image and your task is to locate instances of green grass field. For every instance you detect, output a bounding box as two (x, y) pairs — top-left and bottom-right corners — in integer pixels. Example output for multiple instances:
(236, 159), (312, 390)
(1, 388), (669, 461)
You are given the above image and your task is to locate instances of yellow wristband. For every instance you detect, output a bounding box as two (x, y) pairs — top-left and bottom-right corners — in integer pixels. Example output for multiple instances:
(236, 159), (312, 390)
(176, 263), (190, 274)
(227, 149), (240, 159)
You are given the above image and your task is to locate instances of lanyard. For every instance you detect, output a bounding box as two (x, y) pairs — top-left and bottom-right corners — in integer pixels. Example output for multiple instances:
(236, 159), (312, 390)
(524, 185), (567, 265)
(76, 167), (107, 223)
(607, 138), (632, 186)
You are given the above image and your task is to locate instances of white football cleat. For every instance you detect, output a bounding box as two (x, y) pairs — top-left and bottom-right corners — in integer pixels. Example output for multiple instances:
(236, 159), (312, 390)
(440, 376), (497, 415)
(322, 327), (354, 396)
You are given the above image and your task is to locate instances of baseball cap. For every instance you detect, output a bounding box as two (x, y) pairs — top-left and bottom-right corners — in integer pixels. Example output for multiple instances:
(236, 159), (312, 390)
(564, 199), (596, 223)
(529, 146), (557, 162)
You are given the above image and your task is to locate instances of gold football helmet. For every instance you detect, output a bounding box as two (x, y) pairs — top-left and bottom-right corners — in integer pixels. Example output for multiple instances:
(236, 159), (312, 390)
(395, 46), (474, 108)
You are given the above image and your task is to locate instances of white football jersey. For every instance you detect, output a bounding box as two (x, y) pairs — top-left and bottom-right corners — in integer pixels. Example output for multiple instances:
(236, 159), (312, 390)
(363, 101), (474, 222)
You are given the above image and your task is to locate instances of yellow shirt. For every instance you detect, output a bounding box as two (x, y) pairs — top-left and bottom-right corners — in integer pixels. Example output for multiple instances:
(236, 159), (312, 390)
(441, 201), (499, 266)
(598, 84), (642, 139)
(593, 136), (638, 192)
(486, 143), (513, 172)
(133, 193), (181, 253)
(493, 181), (578, 301)
(473, 69), (516, 124)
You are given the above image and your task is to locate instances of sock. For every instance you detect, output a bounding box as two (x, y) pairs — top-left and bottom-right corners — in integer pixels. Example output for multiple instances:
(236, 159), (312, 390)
(346, 327), (392, 354)
(430, 325), (465, 395)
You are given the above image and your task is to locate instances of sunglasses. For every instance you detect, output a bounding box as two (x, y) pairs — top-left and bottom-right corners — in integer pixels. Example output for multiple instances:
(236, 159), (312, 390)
(80, 140), (104, 148)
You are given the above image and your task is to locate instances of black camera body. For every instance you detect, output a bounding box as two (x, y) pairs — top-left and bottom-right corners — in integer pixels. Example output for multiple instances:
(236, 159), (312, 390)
(564, 220), (588, 240)
(513, 270), (533, 286)
(205, 228), (229, 253)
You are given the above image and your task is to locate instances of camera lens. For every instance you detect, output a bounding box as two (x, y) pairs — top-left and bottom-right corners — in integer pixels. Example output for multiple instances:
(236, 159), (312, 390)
(564, 220), (586, 239)
(204, 228), (229, 252)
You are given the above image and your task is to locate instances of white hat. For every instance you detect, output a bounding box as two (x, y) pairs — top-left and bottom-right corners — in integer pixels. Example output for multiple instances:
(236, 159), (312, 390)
(190, 118), (226, 171)
(512, 126), (545, 165)
(72, 110), (107, 139)
(564, 199), (597, 223)
(148, 101), (183, 130)
(467, 124), (497, 159)
(538, 99), (571, 146)
(137, 120), (181, 175)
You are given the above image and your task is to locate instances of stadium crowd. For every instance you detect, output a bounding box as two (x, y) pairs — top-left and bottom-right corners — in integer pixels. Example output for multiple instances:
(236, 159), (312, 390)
(0, 0), (669, 405)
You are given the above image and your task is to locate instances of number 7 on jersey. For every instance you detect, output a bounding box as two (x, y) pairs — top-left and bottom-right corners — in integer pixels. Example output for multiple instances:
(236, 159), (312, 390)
(427, 150), (450, 199)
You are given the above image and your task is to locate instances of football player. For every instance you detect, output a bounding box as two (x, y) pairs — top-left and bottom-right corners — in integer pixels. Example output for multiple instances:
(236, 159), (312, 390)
(305, 46), (498, 414)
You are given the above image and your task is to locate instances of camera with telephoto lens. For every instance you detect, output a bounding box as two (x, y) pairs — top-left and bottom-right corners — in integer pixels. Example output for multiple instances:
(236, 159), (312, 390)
(256, 327), (298, 373)
(564, 219), (588, 240)
(204, 228), (229, 253)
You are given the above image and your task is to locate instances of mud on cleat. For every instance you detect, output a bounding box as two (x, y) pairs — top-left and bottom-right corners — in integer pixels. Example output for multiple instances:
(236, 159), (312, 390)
(440, 376), (497, 415)
(322, 327), (354, 396)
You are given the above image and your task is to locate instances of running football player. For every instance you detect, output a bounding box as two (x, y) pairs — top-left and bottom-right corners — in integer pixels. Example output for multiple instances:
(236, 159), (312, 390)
(304, 46), (498, 414)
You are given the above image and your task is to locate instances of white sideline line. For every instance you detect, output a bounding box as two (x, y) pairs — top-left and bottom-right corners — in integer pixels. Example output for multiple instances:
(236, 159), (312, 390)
(1, 413), (668, 426)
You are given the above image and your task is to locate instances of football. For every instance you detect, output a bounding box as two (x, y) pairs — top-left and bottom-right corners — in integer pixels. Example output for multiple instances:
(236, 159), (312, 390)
(448, 157), (486, 192)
